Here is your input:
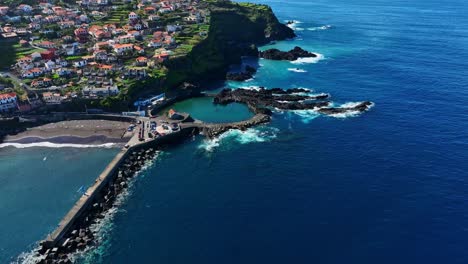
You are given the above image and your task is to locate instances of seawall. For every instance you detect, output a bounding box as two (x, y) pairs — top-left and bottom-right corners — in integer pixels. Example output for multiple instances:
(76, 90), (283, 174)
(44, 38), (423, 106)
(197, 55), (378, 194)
(39, 126), (197, 257)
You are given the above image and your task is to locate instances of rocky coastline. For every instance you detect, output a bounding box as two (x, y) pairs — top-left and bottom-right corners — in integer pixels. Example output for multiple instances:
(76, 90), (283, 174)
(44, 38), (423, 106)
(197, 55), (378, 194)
(225, 65), (257, 82)
(259, 46), (317, 61)
(213, 88), (373, 116)
(34, 147), (160, 264)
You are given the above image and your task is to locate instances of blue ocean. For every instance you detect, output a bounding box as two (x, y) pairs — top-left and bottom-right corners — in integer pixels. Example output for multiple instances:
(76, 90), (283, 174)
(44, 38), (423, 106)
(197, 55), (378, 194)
(3, 0), (468, 262)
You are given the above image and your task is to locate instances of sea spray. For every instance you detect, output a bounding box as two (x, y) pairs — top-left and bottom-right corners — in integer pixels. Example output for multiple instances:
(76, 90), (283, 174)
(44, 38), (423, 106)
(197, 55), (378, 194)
(290, 101), (374, 122)
(288, 68), (308, 73)
(198, 127), (279, 153)
(291, 53), (325, 64)
(308, 25), (332, 31)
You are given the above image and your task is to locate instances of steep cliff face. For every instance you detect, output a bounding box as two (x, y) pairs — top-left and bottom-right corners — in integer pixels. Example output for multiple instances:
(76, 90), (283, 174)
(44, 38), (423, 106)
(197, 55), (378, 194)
(163, 0), (295, 89)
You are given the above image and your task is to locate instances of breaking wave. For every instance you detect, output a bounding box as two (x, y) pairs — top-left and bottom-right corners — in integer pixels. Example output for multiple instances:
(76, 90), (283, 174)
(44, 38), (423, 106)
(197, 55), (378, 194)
(291, 109), (321, 124)
(328, 102), (375, 118)
(285, 20), (302, 30)
(308, 25), (332, 31)
(198, 127), (279, 152)
(291, 53), (325, 64)
(288, 68), (307, 73)
(0, 142), (117, 149)
(291, 101), (374, 122)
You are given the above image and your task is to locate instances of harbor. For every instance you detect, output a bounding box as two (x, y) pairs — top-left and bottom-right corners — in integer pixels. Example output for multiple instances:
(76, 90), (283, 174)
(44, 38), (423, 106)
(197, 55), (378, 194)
(34, 106), (270, 263)
(27, 86), (372, 263)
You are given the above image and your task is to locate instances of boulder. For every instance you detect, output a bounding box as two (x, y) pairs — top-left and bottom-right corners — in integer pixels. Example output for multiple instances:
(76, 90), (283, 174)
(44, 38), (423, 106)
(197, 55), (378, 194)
(259, 46), (317, 61)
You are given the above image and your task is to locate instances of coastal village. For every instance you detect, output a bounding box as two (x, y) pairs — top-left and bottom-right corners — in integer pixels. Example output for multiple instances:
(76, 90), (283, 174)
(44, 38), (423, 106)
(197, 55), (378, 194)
(0, 0), (209, 115)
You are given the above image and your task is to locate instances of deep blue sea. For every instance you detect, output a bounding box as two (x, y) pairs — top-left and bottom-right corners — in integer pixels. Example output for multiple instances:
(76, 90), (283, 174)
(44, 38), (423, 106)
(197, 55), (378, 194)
(3, 0), (468, 263)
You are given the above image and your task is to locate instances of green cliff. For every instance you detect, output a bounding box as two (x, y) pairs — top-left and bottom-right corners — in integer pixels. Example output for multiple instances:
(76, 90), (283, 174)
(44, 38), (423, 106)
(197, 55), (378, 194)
(162, 0), (295, 89)
(103, 0), (294, 110)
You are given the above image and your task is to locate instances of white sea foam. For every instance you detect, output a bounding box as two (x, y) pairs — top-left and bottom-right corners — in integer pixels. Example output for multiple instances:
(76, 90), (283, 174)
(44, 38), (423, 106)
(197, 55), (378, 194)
(306, 92), (330, 99)
(328, 111), (362, 118)
(239, 85), (262, 91)
(308, 25), (332, 31)
(291, 53), (325, 64)
(198, 127), (279, 152)
(291, 109), (321, 124)
(339, 102), (365, 108)
(290, 101), (374, 122)
(0, 142), (117, 149)
(285, 20), (302, 30)
(327, 102), (375, 118)
(288, 68), (307, 73)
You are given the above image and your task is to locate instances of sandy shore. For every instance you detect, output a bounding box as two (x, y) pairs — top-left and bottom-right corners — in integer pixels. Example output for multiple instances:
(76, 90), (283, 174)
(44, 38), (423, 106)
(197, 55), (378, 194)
(3, 120), (134, 144)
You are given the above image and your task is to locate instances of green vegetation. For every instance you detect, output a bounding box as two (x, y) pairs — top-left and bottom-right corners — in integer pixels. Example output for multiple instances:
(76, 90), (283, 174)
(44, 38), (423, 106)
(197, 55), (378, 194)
(0, 40), (17, 70)
(0, 40), (46, 69)
(162, 0), (294, 89)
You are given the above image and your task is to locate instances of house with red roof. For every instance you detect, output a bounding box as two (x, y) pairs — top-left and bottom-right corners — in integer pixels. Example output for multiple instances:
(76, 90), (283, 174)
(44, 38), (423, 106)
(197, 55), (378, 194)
(41, 49), (55, 60)
(129, 12), (138, 20)
(74, 27), (89, 43)
(136, 56), (148, 66)
(0, 93), (18, 113)
(38, 41), (56, 49)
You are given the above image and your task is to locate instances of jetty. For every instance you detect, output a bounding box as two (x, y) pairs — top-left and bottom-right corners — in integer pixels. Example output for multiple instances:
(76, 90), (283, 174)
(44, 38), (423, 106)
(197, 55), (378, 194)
(35, 111), (270, 263)
(34, 87), (373, 263)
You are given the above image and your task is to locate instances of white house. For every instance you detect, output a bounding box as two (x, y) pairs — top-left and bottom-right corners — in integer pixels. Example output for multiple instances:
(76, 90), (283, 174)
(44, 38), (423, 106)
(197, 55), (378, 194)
(55, 68), (72, 76)
(134, 24), (142, 30)
(17, 4), (33, 13)
(42, 92), (63, 104)
(73, 60), (88, 68)
(44, 60), (56, 70)
(0, 93), (18, 113)
(129, 12), (138, 20)
(113, 44), (133, 54)
(31, 52), (42, 61)
(83, 85), (119, 97)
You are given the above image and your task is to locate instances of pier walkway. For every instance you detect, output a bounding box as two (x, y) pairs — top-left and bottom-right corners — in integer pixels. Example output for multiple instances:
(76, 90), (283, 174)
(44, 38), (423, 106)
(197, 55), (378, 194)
(40, 112), (270, 250)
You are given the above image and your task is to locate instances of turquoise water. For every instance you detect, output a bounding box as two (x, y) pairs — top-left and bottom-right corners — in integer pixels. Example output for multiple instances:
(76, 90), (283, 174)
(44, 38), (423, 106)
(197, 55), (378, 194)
(93, 0), (468, 263)
(0, 147), (119, 263)
(163, 96), (253, 123)
(5, 0), (468, 263)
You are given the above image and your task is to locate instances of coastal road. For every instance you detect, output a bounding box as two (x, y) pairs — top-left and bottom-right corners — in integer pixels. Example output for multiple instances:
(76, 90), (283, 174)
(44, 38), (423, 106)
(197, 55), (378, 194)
(0, 71), (31, 90)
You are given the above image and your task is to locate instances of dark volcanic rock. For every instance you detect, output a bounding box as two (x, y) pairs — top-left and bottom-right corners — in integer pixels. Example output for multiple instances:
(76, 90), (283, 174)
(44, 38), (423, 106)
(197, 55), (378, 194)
(245, 65), (257, 74)
(213, 88), (329, 113)
(226, 72), (253, 82)
(213, 88), (372, 117)
(317, 101), (373, 115)
(259, 46), (317, 61)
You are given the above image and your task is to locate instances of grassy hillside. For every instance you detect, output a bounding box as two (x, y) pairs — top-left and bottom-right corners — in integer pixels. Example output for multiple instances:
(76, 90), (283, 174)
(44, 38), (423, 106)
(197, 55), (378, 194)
(162, 0), (295, 89)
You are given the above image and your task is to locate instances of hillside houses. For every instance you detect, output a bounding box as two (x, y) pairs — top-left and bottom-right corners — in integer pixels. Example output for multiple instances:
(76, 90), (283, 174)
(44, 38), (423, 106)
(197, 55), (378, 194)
(1, 0), (209, 107)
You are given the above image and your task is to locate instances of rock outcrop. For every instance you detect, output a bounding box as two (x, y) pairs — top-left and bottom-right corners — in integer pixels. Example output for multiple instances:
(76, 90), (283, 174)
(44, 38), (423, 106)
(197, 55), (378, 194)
(213, 88), (373, 116)
(259, 46), (317, 61)
(226, 72), (253, 82)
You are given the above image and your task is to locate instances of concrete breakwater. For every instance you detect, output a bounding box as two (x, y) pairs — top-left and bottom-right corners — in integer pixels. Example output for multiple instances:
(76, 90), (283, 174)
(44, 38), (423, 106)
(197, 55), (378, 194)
(35, 127), (197, 264)
(200, 114), (271, 138)
(33, 113), (271, 263)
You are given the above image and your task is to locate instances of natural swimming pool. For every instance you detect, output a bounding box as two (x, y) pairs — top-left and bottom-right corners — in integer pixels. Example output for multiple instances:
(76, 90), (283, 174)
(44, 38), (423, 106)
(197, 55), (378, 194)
(161, 96), (254, 123)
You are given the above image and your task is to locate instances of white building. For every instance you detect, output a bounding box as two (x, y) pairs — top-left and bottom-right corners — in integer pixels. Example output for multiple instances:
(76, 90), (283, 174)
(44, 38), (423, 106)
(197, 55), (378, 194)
(0, 93), (18, 113)
(83, 85), (119, 97)
(42, 92), (63, 104)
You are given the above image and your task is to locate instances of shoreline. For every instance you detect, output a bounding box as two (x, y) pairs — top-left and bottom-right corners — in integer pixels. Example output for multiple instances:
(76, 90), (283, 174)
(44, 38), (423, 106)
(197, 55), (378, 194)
(2, 120), (133, 146)
(2, 135), (127, 145)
